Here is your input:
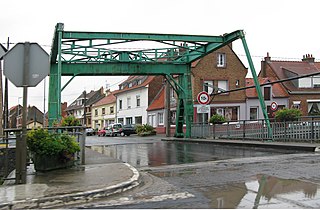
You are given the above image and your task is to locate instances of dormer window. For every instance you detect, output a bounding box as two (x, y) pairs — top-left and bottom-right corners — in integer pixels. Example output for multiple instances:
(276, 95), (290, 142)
(137, 80), (142, 85)
(128, 82), (133, 88)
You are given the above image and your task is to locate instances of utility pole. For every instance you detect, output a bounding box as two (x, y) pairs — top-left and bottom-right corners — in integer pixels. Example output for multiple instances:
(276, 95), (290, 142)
(4, 38), (9, 133)
(83, 90), (86, 126)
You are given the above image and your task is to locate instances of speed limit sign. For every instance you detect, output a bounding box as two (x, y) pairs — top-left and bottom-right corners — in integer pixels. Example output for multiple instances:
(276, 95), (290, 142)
(197, 91), (210, 105)
(270, 101), (278, 111)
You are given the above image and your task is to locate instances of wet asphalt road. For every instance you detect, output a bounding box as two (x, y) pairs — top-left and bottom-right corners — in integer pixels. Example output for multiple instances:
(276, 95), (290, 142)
(74, 135), (320, 209)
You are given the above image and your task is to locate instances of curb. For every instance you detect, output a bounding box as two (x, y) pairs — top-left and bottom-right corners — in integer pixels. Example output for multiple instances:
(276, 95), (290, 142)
(162, 138), (320, 152)
(0, 163), (140, 209)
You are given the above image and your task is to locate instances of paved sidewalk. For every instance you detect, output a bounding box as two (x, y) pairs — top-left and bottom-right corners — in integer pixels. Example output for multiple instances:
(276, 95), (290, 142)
(0, 148), (140, 209)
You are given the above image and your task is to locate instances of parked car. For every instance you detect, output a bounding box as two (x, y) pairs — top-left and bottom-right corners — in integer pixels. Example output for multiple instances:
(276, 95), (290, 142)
(97, 127), (107, 137)
(86, 128), (95, 136)
(105, 123), (123, 136)
(120, 124), (137, 136)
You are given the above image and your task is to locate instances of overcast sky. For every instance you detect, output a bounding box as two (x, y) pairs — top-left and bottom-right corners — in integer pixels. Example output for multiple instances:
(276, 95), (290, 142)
(1, 0), (320, 112)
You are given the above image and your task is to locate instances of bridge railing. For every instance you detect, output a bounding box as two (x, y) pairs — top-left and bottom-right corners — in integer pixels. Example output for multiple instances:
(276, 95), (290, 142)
(191, 116), (320, 142)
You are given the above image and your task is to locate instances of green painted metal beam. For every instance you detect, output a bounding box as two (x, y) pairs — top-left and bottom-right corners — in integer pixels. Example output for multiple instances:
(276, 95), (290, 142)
(241, 35), (272, 139)
(51, 63), (188, 76)
(62, 31), (228, 43)
(183, 30), (244, 63)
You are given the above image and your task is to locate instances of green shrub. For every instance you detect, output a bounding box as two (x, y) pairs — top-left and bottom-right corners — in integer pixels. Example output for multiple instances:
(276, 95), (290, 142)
(61, 115), (81, 126)
(275, 108), (302, 122)
(209, 114), (226, 124)
(136, 124), (156, 136)
(27, 128), (80, 157)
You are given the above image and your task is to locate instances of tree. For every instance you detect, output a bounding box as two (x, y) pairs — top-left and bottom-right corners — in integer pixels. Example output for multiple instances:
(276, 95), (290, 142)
(61, 115), (81, 126)
(274, 108), (302, 122)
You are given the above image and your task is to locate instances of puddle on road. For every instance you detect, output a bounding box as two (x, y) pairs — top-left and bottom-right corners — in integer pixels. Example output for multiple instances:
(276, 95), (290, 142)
(89, 141), (300, 168)
(200, 174), (320, 209)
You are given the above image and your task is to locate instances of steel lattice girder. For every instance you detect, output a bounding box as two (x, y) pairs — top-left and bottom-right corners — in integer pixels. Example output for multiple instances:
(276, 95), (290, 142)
(48, 23), (271, 138)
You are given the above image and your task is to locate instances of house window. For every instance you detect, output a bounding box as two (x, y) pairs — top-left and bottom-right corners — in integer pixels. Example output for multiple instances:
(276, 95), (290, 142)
(126, 117), (133, 125)
(128, 82), (133, 88)
(250, 107), (258, 120)
(136, 95), (140, 107)
(313, 76), (320, 87)
(307, 100), (320, 116)
(217, 53), (226, 67)
(170, 87), (175, 98)
(203, 80), (213, 94)
(135, 116), (142, 124)
(264, 87), (271, 100)
(110, 106), (114, 114)
(158, 113), (164, 125)
(218, 80), (228, 93)
(102, 108), (105, 115)
(213, 107), (239, 121)
(118, 118), (124, 124)
(94, 109), (98, 116)
(127, 97), (131, 109)
(119, 99), (122, 110)
(292, 101), (301, 109)
(236, 80), (240, 87)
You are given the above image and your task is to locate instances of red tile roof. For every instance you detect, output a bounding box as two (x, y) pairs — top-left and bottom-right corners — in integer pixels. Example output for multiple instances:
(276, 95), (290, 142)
(147, 86), (165, 111)
(246, 77), (289, 98)
(92, 92), (116, 107)
(264, 59), (320, 91)
(113, 76), (156, 95)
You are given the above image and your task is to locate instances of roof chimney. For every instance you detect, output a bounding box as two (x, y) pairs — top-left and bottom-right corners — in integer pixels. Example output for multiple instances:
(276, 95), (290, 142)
(260, 52), (271, 77)
(265, 52), (271, 62)
(302, 54), (315, 63)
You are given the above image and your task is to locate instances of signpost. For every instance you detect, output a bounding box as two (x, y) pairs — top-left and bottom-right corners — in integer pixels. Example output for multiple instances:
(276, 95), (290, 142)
(3, 42), (49, 184)
(197, 91), (210, 105)
(270, 101), (278, 111)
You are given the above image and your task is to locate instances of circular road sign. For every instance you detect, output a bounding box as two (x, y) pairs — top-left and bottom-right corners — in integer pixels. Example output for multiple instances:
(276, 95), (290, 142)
(197, 91), (210, 105)
(270, 101), (278, 111)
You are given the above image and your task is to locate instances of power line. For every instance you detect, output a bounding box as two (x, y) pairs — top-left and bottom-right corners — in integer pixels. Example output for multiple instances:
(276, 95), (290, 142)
(211, 71), (320, 97)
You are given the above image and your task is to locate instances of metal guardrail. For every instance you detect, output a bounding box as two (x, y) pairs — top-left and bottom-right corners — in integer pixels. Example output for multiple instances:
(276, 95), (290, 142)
(191, 117), (320, 142)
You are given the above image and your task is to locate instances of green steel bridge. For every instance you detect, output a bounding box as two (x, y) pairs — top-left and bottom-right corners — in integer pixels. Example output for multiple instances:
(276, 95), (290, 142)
(49, 23), (271, 138)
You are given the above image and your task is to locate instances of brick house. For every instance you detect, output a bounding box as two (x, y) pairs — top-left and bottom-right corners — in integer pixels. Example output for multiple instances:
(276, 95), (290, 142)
(65, 87), (105, 127)
(192, 45), (248, 122)
(9, 105), (44, 128)
(260, 53), (320, 116)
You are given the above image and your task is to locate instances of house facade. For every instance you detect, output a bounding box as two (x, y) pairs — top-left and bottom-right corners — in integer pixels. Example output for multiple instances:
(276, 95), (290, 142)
(260, 53), (320, 117)
(9, 105), (44, 128)
(246, 77), (289, 120)
(114, 76), (163, 125)
(65, 87), (105, 127)
(91, 90), (116, 130)
(191, 45), (248, 122)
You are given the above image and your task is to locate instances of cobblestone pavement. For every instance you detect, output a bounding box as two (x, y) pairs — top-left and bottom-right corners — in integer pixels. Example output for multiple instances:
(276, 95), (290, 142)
(72, 150), (320, 209)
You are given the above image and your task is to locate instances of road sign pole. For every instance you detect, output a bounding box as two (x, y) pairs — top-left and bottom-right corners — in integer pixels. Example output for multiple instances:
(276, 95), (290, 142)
(16, 42), (30, 184)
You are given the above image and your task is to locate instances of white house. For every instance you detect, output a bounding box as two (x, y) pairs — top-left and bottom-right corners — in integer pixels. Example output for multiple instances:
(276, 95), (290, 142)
(114, 76), (163, 125)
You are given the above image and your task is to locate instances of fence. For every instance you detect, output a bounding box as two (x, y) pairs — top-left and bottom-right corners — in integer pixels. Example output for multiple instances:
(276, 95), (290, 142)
(0, 126), (86, 181)
(191, 116), (320, 143)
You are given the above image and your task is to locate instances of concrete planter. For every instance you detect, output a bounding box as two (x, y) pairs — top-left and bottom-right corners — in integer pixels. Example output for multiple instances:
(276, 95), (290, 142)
(33, 154), (75, 172)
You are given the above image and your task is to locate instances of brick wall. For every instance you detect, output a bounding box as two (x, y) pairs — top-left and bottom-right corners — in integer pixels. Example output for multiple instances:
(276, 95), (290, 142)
(192, 45), (248, 104)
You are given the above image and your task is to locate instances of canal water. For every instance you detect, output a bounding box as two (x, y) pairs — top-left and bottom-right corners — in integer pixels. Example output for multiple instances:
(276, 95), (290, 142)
(89, 141), (300, 168)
